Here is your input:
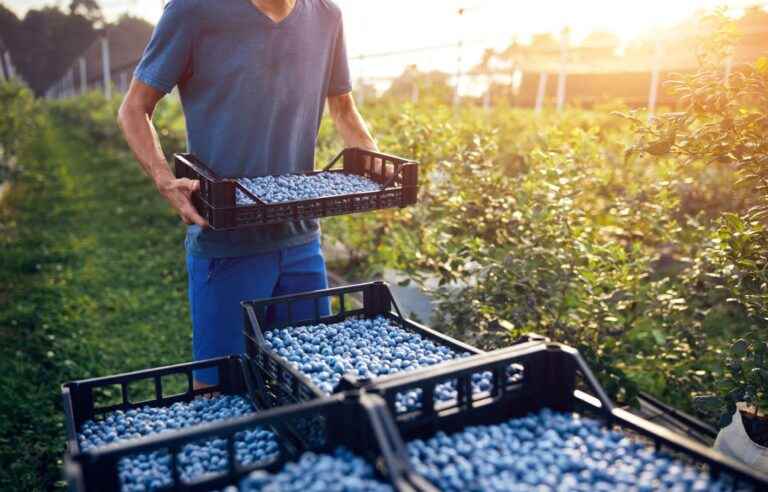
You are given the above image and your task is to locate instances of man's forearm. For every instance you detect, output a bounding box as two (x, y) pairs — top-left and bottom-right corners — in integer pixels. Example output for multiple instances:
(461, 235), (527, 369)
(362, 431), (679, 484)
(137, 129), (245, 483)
(328, 93), (377, 151)
(117, 103), (175, 188)
(118, 79), (207, 227)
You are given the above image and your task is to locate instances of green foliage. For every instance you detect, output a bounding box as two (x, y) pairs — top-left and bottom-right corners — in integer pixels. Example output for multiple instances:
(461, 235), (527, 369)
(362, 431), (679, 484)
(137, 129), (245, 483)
(620, 12), (768, 426)
(0, 82), (43, 181)
(321, 100), (762, 417)
(0, 91), (190, 491)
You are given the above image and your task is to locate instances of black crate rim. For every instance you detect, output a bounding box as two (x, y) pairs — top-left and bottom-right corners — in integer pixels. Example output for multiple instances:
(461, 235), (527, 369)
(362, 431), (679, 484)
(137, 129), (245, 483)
(66, 393), (430, 492)
(174, 148), (419, 230)
(363, 341), (768, 491)
(62, 355), (260, 458)
(241, 281), (484, 407)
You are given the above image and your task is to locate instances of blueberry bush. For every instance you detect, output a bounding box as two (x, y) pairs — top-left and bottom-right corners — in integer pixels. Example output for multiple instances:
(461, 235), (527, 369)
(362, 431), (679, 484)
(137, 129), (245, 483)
(0, 82), (42, 183)
(314, 20), (767, 421)
(620, 11), (768, 429)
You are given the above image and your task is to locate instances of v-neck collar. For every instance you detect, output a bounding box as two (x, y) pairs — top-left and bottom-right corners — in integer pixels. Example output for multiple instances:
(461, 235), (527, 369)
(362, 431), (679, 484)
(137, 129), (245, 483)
(246, 0), (303, 28)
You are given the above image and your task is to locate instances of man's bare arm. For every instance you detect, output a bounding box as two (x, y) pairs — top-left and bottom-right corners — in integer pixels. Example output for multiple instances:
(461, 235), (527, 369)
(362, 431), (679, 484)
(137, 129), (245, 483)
(327, 92), (377, 151)
(117, 79), (208, 227)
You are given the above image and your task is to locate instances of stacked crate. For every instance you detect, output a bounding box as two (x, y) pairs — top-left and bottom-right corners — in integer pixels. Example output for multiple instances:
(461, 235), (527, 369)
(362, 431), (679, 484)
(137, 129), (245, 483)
(63, 282), (768, 491)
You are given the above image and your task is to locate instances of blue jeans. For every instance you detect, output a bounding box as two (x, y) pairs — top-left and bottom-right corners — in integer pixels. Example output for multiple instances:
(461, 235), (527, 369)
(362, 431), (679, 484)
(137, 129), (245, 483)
(186, 238), (329, 385)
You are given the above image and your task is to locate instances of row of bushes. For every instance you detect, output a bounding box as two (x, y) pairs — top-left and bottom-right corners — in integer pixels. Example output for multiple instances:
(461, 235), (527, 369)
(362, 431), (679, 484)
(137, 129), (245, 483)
(0, 82), (43, 184)
(315, 53), (767, 427)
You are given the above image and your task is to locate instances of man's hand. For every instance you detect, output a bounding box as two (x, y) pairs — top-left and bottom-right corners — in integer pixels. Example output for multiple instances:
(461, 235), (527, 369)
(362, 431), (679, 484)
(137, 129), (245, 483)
(157, 177), (209, 227)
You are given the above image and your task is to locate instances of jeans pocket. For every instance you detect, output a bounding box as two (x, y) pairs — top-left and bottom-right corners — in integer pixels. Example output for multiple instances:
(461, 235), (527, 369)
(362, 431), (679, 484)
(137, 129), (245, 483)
(207, 257), (240, 283)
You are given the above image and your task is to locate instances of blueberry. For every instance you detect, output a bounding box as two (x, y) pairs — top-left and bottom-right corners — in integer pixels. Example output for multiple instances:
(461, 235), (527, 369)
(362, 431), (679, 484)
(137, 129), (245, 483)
(78, 395), (278, 490)
(239, 447), (392, 491)
(406, 409), (736, 491)
(264, 316), (494, 412)
(236, 172), (382, 206)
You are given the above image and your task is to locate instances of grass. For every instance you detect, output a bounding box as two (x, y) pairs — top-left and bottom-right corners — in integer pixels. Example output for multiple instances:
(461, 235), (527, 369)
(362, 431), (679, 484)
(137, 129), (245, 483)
(0, 118), (193, 491)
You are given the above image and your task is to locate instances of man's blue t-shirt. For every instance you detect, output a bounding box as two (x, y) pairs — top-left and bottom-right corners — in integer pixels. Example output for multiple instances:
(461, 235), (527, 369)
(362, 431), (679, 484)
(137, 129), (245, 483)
(134, 0), (352, 258)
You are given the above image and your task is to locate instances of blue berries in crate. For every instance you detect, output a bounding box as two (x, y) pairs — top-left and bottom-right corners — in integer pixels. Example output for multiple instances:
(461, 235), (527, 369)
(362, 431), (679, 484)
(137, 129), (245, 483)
(236, 172), (381, 205)
(264, 316), (495, 410)
(77, 395), (255, 450)
(407, 409), (735, 492)
(174, 150), (418, 229)
(120, 428), (278, 492)
(78, 395), (279, 491)
(238, 447), (393, 492)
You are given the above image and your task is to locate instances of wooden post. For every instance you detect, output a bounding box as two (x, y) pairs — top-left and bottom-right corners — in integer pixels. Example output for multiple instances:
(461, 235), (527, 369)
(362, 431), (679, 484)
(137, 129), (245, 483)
(556, 28), (569, 112)
(356, 58), (365, 106)
(101, 36), (112, 99)
(724, 55), (733, 86)
(3, 51), (14, 79)
(68, 67), (76, 97)
(0, 53), (5, 82)
(119, 71), (128, 93)
(410, 81), (419, 104)
(535, 71), (548, 113)
(453, 41), (463, 111)
(79, 57), (87, 95)
(483, 74), (492, 112)
(648, 39), (662, 119)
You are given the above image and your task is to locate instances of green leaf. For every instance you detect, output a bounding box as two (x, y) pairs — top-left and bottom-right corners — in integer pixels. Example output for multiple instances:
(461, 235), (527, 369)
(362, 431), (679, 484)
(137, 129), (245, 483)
(651, 329), (666, 345)
(756, 56), (768, 74)
(644, 138), (674, 156)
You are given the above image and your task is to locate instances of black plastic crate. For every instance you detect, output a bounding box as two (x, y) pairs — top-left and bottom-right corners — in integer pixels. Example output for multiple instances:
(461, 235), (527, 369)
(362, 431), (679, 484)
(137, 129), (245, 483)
(62, 356), (261, 458)
(241, 281), (483, 408)
(363, 341), (768, 491)
(65, 393), (434, 492)
(174, 148), (419, 230)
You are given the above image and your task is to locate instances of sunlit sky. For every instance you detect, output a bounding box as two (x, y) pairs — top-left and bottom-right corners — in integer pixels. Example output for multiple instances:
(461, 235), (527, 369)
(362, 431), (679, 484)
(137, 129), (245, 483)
(6, 0), (765, 79)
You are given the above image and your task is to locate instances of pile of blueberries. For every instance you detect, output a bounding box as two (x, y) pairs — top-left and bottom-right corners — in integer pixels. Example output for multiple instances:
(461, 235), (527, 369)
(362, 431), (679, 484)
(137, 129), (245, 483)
(236, 172), (381, 205)
(237, 447), (392, 492)
(407, 409), (735, 492)
(77, 395), (279, 492)
(77, 395), (255, 450)
(263, 316), (498, 410)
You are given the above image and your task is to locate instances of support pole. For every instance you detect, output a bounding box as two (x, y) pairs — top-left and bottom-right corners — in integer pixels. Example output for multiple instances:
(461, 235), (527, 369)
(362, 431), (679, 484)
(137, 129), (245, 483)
(67, 67), (75, 97)
(101, 36), (111, 99)
(453, 41), (463, 111)
(647, 39), (662, 119)
(483, 74), (491, 112)
(120, 71), (128, 93)
(556, 28), (569, 112)
(356, 57), (365, 106)
(3, 51), (14, 79)
(724, 55), (733, 86)
(535, 71), (548, 114)
(79, 57), (87, 95)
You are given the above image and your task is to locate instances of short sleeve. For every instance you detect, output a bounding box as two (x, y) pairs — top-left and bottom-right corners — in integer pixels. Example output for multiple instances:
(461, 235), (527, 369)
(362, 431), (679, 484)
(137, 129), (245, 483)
(327, 16), (352, 97)
(133, 0), (196, 94)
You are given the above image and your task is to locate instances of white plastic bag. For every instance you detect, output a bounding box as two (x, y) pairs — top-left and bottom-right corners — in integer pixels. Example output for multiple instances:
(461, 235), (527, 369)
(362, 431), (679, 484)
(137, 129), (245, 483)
(714, 409), (768, 474)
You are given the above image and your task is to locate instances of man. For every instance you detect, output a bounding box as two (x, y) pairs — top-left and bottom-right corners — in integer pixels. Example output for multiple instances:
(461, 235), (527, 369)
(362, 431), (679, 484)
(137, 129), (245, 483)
(117, 0), (377, 386)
